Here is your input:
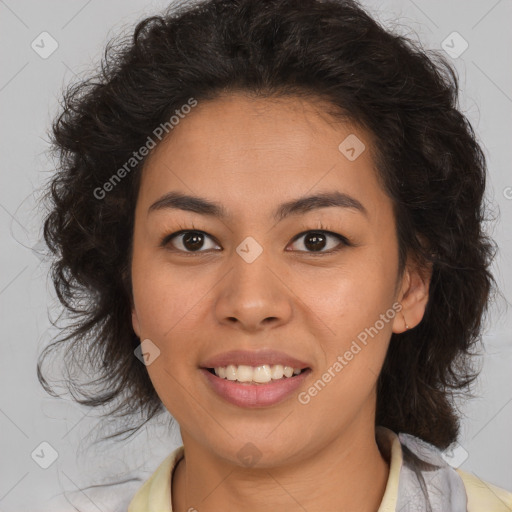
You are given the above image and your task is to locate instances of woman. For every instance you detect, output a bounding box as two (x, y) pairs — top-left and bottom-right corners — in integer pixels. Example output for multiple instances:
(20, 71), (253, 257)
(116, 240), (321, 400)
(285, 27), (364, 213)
(38, 0), (512, 510)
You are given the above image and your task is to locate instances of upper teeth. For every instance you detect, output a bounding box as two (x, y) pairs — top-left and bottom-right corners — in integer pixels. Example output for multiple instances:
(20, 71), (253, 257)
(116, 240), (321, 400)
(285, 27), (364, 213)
(214, 364), (302, 383)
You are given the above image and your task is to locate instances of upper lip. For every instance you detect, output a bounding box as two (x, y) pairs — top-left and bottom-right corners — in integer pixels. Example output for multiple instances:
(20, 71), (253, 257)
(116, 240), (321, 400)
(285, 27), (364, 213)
(200, 349), (311, 369)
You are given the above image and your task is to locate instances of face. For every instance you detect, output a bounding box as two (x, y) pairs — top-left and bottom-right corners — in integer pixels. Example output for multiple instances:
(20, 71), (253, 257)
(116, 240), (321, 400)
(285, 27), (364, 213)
(130, 93), (430, 467)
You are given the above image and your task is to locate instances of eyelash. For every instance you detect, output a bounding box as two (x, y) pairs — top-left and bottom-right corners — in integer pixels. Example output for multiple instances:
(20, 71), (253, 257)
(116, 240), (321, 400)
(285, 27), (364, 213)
(159, 221), (352, 256)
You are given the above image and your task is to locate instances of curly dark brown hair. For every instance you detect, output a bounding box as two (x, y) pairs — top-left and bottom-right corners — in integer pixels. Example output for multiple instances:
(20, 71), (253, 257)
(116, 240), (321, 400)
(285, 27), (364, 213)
(38, 0), (497, 450)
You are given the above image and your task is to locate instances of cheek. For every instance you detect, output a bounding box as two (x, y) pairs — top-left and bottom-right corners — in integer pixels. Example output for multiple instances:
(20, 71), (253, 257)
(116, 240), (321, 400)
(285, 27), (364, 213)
(301, 275), (394, 415)
(131, 250), (204, 338)
(302, 256), (397, 332)
(299, 250), (397, 388)
(131, 257), (203, 416)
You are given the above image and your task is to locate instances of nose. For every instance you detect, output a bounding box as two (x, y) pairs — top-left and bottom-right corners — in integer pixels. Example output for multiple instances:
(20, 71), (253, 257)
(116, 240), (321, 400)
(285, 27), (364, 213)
(214, 250), (293, 333)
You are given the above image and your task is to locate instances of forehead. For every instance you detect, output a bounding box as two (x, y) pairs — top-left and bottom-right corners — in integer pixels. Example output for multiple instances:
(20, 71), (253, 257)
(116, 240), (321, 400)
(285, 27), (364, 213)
(137, 93), (389, 223)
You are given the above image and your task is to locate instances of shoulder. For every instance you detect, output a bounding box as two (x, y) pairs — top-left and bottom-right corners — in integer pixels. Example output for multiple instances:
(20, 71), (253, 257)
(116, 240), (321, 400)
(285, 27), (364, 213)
(456, 469), (512, 512)
(128, 445), (184, 512)
(380, 427), (512, 512)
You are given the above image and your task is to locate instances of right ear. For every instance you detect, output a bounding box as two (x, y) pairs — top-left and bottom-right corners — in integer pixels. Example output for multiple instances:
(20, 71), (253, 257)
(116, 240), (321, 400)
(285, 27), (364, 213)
(122, 266), (140, 338)
(131, 304), (141, 338)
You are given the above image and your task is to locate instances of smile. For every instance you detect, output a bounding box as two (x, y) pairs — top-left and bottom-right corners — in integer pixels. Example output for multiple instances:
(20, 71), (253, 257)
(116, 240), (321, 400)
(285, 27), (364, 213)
(201, 366), (312, 408)
(208, 364), (305, 384)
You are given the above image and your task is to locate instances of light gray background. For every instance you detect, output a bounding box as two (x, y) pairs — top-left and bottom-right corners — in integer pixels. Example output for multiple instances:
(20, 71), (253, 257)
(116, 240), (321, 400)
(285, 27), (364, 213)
(0, 1), (511, 510)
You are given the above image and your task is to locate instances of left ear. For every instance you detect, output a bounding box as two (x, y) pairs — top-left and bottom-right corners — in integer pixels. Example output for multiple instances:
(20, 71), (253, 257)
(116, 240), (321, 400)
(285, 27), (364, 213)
(392, 256), (432, 333)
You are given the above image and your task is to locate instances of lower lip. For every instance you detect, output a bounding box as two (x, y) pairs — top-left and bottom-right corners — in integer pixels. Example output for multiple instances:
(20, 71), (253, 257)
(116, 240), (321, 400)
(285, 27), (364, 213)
(200, 368), (311, 408)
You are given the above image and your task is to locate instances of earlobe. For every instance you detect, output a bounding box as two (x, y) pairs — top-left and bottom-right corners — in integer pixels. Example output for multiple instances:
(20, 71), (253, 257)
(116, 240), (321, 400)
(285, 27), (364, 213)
(393, 261), (432, 333)
(401, 311), (410, 331)
(131, 306), (141, 338)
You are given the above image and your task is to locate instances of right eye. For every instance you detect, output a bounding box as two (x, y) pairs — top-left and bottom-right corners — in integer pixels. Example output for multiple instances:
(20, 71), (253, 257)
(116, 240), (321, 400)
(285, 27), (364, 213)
(161, 230), (221, 253)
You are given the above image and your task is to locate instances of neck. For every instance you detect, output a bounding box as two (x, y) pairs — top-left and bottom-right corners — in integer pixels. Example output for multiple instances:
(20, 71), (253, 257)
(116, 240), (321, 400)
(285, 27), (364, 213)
(172, 420), (389, 512)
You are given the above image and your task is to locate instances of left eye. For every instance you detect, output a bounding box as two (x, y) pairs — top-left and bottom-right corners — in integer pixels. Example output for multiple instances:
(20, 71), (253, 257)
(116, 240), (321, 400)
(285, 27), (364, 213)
(288, 230), (348, 253)
(162, 230), (348, 254)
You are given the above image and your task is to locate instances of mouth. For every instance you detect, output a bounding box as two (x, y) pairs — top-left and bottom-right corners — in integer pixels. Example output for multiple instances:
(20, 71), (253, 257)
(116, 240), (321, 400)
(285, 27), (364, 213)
(204, 364), (310, 385)
(200, 364), (312, 408)
(199, 349), (312, 407)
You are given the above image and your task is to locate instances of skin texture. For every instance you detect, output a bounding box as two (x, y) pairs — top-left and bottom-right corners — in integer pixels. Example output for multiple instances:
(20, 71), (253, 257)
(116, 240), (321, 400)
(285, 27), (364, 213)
(130, 93), (431, 512)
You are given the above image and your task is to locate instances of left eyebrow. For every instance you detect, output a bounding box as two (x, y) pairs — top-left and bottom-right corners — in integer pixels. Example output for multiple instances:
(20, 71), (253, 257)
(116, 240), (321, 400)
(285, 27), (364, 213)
(273, 191), (368, 221)
(147, 190), (368, 221)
